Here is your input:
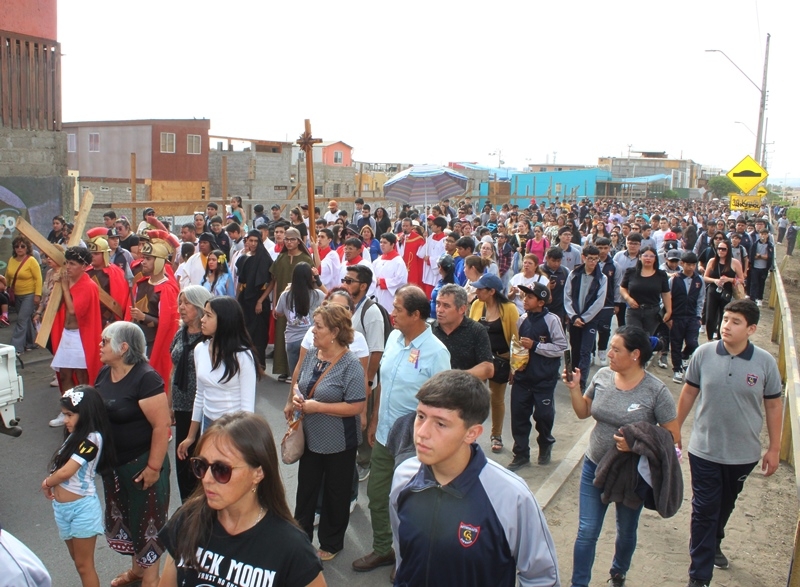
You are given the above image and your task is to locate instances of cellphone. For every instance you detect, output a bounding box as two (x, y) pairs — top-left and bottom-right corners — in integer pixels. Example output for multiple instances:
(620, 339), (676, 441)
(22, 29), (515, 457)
(564, 350), (573, 382)
(132, 467), (147, 490)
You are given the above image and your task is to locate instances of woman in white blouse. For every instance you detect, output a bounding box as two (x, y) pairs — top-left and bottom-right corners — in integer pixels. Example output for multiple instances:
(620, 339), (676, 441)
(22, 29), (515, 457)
(177, 297), (263, 459)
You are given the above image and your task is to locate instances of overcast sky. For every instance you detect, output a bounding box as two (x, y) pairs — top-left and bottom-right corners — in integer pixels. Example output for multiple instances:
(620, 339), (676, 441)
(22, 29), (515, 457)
(58, 0), (799, 185)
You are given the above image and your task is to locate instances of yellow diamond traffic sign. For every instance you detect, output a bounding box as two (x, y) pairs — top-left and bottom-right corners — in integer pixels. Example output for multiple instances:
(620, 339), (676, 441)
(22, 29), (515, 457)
(727, 155), (768, 194)
(757, 186), (768, 197)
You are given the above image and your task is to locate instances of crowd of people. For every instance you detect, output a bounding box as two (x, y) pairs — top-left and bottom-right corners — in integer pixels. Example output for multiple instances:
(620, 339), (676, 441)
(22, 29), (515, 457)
(3, 193), (789, 587)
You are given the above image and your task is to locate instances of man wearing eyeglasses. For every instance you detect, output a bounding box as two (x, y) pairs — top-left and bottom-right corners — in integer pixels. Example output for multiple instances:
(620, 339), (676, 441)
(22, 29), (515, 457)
(342, 265), (386, 483)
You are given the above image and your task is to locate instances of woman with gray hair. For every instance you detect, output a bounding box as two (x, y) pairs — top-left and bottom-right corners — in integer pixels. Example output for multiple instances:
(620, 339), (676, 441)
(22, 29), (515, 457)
(170, 285), (213, 501)
(95, 321), (171, 587)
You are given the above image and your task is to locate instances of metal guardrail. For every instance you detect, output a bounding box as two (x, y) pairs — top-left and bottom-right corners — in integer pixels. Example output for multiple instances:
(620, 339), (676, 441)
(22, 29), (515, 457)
(769, 255), (800, 587)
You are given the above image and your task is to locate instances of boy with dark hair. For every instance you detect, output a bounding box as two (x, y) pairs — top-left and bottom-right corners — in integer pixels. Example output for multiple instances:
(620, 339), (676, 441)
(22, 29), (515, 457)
(677, 299), (781, 587)
(667, 252), (705, 383)
(508, 283), (567, 470)
(540, 247), (569, 325)
(390, 370), (560, 587)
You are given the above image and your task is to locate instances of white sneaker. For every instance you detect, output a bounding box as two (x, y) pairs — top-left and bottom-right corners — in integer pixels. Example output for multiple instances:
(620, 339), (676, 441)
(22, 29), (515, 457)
(673, 371), (684, 384)
(682, 359), (690, 370)
(699, 325), (706, 334)
(598, 351), (609, 366)
(49, 376), (59, 388)
(49, 413), (65, 427)
(349, 498), (358, 514)
(313, 512), (320, 527)
(658, 355), (669, 369)
(590, 353), (596, 366)
(756, 299), (763, 307)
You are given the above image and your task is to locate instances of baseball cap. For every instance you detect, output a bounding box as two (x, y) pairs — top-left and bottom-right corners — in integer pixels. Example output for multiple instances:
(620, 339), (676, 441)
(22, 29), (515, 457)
(666, 250), (681, 261)
(518, 282), (550, 302)
(663, 231), (678, 241)
(472, 274), (504, 292)
(328, 200), (338, 207)
(271, 204), (281, 211)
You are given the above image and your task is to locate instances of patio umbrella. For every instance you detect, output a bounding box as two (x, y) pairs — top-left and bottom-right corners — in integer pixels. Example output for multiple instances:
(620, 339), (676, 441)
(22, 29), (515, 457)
(383, 164), (469, 208)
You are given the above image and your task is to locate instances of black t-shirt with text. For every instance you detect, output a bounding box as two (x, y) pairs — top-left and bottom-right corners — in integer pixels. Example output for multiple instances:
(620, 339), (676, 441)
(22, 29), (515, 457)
(160, 510), (322, 587)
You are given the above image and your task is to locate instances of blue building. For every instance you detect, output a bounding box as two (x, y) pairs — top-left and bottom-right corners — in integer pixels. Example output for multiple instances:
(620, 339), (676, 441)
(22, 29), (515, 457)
(479, 168), (613, 207)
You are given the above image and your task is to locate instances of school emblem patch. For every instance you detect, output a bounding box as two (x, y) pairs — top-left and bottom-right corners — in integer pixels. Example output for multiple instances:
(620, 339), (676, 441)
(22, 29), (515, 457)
(746, 373), (758, 386)
(458, 522), (480, 548)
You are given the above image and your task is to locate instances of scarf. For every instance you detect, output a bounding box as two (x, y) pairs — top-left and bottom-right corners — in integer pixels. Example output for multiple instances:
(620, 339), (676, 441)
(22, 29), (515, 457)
(174, 328), (204, 392)
(381, 250), (400, 261)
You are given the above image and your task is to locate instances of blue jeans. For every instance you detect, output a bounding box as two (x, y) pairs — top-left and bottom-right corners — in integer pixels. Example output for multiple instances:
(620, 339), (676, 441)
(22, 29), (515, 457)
(571, 458), (644, 586)
(286, 339), (303, 378)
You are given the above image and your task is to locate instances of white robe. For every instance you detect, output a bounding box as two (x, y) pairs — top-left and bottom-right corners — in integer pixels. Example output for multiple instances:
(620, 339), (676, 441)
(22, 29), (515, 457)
(418, 233), (447, 288)
(183, 253), (207, 286)
(372, 254), (408, 312)
(318, 248), (341, 292)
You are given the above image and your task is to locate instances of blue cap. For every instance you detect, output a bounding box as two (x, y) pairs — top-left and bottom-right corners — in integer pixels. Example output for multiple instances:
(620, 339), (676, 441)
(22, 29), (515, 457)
(472, 274), (504, 292)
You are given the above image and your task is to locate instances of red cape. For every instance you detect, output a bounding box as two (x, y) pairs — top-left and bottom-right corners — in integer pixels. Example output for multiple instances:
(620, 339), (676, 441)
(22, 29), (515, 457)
(137, 276), (180, 394)
(401, 233), (425, 287)
(52, 273), (102, 384)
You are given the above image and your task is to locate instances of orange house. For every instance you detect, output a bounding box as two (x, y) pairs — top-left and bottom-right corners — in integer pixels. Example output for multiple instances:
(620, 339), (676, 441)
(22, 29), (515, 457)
(319, 141), (353, 166)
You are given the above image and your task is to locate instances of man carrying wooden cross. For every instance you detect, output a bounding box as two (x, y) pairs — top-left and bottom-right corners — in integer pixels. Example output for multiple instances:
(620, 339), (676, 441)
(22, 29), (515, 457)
(48, 246), (103, 427)
(86, 228), (130, 327)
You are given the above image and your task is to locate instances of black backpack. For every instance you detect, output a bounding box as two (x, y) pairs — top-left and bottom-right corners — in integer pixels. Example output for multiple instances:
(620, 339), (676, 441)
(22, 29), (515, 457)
(360, 298), (394, 344)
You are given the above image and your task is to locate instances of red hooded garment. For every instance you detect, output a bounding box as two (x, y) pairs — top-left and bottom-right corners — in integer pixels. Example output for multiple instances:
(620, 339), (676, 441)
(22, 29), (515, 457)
(142, 275), (180, 394)
(51, 272), (103, 384)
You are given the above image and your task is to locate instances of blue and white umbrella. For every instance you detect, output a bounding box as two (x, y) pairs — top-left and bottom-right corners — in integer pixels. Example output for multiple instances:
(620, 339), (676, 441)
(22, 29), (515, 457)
(383, 164), (468, 207)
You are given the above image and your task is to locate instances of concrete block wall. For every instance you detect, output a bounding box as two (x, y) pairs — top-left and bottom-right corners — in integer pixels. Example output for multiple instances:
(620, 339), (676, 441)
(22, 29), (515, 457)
(209, 149), (294, 213)
(0, 127), (71, 245)
(78, 181), (150, 228)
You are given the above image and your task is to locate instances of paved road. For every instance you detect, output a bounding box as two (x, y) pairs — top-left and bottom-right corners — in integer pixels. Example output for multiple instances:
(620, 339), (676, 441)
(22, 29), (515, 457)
(0, 331), (591, 587)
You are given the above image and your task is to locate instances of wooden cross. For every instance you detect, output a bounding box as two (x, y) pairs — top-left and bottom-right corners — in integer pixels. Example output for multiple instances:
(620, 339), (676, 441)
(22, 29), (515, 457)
(297, 119), (322, 242)
(13, 191), (121, 347)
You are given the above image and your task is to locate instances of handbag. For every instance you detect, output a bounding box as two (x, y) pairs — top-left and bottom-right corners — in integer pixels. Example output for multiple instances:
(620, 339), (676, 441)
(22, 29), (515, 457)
(491, 354), (511, 383)
(6, 255), (28, 305)
(280, 351), (345, 465)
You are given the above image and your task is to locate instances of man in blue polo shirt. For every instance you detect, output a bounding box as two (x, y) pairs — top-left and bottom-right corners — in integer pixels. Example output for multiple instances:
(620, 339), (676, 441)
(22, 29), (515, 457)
(353, 285), (451, 575)
(677, 299), (782, 587)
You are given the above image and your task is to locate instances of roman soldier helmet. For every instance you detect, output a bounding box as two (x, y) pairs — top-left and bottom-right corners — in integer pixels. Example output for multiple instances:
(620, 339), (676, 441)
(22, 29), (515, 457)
(141, 229), (179, 274)
(86, 227), (110, 266)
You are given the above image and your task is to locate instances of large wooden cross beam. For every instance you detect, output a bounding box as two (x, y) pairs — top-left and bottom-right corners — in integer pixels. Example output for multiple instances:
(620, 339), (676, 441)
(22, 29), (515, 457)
(15, 191), (106, 347)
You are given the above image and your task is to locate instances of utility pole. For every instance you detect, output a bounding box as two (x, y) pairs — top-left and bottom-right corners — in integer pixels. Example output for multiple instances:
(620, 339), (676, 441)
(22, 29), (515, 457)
(755, 34), (770, 166)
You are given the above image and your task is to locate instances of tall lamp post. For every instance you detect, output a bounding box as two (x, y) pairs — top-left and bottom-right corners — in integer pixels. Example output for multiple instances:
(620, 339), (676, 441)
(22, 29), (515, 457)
(706, 33), (770, 166)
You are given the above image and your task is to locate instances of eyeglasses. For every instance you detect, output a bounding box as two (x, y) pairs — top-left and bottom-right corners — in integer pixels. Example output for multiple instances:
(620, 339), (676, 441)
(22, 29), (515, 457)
(284, 237), (299, 242)
(341, 277), (362, 285)
(717, 247), (728, 251)
(189, 457), (247, 484)
(14, 244), (27, 249)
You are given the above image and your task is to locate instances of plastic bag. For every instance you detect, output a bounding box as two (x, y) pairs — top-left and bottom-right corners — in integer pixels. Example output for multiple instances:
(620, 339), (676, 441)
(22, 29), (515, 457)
(510, 334), (530, 372)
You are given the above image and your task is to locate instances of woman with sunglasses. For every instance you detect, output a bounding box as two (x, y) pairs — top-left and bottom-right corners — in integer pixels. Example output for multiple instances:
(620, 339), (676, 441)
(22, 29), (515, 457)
(291, 303), (365, 562)
(160, 412), (325, 587)
(5, 235), (41, 355)
(702, 237), (744, 341)
(95, 321), (171, 587)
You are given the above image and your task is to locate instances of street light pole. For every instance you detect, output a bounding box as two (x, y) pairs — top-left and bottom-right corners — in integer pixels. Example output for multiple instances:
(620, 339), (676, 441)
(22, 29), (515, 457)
(706, 33), (770, 166)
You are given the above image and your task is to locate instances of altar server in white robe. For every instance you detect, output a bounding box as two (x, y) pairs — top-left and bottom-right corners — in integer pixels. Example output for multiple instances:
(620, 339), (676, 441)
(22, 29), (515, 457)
(373, 232), (408, 312)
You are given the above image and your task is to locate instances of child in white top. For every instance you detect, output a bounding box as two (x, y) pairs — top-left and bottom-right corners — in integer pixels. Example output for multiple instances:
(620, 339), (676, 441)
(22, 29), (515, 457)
(42, 386), (114, 587)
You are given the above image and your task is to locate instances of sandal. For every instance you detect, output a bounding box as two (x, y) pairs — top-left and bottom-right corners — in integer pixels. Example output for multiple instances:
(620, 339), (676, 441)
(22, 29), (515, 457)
(491, 436), (503, 453)
(317, 549), (339, 561)
(110, 569), (143, 587)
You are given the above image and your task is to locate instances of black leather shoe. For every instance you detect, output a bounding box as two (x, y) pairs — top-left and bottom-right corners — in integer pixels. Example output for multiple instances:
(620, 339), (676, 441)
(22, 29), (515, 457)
(538, 444), (553, 465)
(352, 550), (395, 572)
(507, 455), (530, 472)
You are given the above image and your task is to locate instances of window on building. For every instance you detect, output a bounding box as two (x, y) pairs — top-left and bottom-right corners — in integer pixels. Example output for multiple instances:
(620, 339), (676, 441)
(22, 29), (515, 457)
(67, 134), (76, 152)
(88, 133), (100, 152)
(333, 183), (341, 198)
(298, 151), (305, 162)
(333, 151), (343, 164)
(363, 183), (370, 191)
(161, 132), (176, 153)
(187, 134), (201, 155)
